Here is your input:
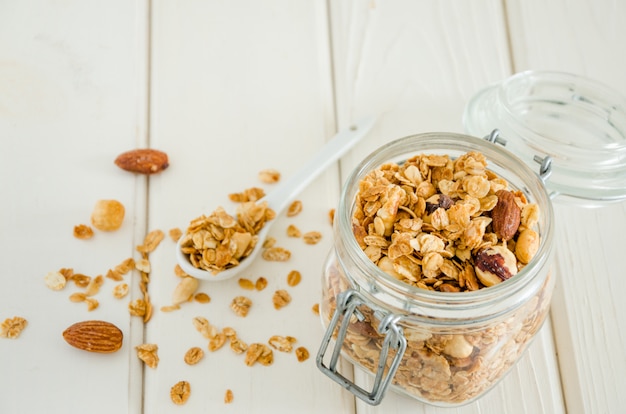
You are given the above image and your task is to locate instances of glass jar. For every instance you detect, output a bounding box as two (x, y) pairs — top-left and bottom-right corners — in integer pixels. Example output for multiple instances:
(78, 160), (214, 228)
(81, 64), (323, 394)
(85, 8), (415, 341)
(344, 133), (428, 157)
(464, 70), (626, 205)
(316, 71), (626, 407)
(316, 133), (555, 407)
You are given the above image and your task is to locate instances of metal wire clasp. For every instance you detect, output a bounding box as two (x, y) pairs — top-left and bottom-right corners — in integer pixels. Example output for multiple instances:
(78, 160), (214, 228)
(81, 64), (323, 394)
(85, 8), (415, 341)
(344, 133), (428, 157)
(316, 289), (407, 406)
(484, 129), (553, 183)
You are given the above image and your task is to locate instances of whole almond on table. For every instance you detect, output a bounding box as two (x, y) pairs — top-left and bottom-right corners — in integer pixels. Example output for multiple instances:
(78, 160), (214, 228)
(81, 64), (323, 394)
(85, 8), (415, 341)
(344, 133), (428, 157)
(62, 320), (123, 353)
(114, 149), (169, 175)
(171, 276), (199, 305)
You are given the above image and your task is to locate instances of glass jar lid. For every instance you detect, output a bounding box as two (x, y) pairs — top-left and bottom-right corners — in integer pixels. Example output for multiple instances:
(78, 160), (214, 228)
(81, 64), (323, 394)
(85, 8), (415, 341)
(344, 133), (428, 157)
(464, 70), (626, 204)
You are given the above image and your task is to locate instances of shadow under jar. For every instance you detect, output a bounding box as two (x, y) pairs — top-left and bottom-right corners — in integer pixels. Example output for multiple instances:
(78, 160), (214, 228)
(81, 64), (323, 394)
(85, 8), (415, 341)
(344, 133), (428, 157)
(316, 133), (555, 407)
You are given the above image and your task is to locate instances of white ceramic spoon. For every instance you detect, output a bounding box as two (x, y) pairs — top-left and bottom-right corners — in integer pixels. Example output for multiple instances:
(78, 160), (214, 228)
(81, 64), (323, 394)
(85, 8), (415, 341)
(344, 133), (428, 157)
(176, 116), (377, 281)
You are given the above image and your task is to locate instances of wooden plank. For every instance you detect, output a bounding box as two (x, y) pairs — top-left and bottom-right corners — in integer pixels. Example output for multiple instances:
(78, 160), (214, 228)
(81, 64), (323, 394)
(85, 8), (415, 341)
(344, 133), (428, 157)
(329, 0), (514, 169)
(506, 1), (626, 412)
(506, 0), (626, 95)
(146, 1), (354, 412)
(550, 202), (626, 414)
(327, 0), (566, 412)
(0, 1), (149, 413)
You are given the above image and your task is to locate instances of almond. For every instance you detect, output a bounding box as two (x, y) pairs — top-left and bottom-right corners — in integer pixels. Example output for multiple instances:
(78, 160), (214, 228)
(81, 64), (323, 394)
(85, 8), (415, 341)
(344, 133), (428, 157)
(114, 149), (169, 175)
(491, 190), (521, 241)
(171, 276), (199, 305)
(62, 320), (123, 353)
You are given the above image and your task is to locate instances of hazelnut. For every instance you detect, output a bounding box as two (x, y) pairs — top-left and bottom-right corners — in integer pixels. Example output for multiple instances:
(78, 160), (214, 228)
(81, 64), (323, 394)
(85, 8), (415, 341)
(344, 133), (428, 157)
(474, 245), (518, 287)
(91, 199), (125, 231)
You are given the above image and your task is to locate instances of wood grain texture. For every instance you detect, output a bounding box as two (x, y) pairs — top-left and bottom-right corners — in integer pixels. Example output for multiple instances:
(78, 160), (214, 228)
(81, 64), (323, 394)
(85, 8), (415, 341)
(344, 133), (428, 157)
(145, 1), (352, 413)
(1, 0), (625, 412)
(550, 202), (626, 414)
(0, 1), (149, 413)
(506, 1), (626, 412)
(506, 0), (626, 95)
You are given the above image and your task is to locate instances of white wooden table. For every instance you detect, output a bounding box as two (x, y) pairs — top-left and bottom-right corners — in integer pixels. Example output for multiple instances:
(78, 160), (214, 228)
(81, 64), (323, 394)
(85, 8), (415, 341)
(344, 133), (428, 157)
(2, 1), (625, 413)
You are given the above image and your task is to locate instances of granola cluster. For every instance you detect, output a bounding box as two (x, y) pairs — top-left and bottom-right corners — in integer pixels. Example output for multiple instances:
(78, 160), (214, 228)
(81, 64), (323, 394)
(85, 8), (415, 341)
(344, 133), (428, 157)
(352, 151), (540, 291)
(322, 150), (552, 404)
(179, 202), (276, 275)
(323, 267), (551, 404)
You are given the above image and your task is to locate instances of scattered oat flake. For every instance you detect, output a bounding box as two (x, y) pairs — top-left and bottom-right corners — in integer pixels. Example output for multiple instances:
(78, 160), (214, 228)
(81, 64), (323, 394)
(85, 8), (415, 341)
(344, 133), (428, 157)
(229, 187), (265, 202)
(136, 344), (159, 368)
(143, 298), (153, 323)
(255, 277), (268, 291)
(258, 168), (280, 183)
(208, 333), (227, 352)
(272, 290), (291, 310)
(106, 269), (123, 281)
(245, 343), (274, 366)
(223, 327), (237, 338)
(229, 335), (248, 354)
(287, 200), (302, 217)
(194, 292), (211, 303)
(224, 389), (234, 404)
(295, 346), (310, 362)
(73, 224), (94, 239)
(328, 208), (335, 225)
(303, 231), (322, 245)
(238, 278), (255, 290)
(137, 229), (165, 253)
(85, 297), (99, 311)
(69, 292), (87, 302)
(129, 299), (147, 317)
(184, 347), (204, 365)
(59, 267), (74, 280)
(287, 270), (302, 287)
(174, 264), (188, 278)
(115, 257), (136, 274)
(169, 227), (183, 242)
(160, 304), (181, 312)
(170, 381), (191, 405)
(135, 259), (151, 273)
(262, 247), (291, 262)
(286, 224), (301, 237)
(44, 271), (67, 291)
(193, 316), (217, 339)
(85, 274), (104, 296)
(262, 237), (276, 249)
(312, 303), (320, 315)
(70, 273), (91, 288)
(113, 283), (129, 299)
(231, 296), (252, 317)
(1, 316), (28, 339)
(268, 335), (295, 353)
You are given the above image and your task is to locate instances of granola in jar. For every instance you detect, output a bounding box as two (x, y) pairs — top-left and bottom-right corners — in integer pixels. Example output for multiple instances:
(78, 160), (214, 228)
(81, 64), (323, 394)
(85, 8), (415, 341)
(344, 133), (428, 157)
(317, 133), (555, 406)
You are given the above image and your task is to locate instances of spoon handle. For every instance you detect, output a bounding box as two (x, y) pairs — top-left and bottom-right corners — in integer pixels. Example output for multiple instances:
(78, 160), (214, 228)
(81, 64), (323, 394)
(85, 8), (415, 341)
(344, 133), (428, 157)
(262, 116), (377, 215)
